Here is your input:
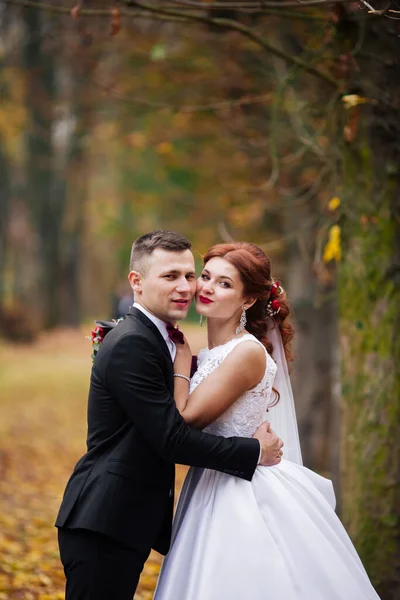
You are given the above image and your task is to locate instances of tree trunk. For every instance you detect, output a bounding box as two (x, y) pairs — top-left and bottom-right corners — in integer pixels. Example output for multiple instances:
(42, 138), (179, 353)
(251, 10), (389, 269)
(284, 189), (339, 478)
(61, 89), (93, 326)
(0, 135), (11, 312)
(256, 29), (340, 478)
(23, 7), (62, 328)
(338, 16), (400, 599)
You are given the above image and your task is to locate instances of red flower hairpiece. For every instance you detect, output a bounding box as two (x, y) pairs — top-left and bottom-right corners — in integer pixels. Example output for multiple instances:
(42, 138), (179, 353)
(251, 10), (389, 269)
(266, 281), (284, 317)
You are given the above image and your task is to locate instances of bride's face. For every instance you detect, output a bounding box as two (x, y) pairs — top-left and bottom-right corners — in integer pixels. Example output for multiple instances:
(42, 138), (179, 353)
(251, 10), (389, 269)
(196, 257), (247, 321)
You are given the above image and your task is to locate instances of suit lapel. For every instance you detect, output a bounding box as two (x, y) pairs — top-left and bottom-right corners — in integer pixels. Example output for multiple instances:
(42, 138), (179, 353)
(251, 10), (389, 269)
(126, 307), (172, 363)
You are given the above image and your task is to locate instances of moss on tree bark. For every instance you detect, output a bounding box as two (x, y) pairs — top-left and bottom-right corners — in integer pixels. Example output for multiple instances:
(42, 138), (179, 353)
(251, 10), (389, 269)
(339, 120), (400, 599)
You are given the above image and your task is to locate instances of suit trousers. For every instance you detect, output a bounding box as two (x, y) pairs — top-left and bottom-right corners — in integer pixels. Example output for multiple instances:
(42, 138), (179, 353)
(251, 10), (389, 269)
(58, 528), (151, 600)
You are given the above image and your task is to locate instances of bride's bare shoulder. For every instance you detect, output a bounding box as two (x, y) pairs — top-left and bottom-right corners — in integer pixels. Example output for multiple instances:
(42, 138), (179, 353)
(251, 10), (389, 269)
(223, 338), (266, 381)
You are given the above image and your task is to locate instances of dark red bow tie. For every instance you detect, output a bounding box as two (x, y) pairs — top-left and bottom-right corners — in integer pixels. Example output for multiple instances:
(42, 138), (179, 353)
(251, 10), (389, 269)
(166, 322), (185, 345)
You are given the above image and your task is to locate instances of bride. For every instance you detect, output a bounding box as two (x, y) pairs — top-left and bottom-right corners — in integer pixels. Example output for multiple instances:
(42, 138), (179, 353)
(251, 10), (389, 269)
(153, 241), (380, 600)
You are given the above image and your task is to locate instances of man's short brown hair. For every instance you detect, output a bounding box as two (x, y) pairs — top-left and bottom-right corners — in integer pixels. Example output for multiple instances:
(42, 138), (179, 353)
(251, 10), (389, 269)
(129, 230), (192, 273)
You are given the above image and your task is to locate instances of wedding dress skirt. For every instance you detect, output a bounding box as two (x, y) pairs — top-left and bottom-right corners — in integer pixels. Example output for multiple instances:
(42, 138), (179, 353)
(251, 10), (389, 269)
(154, 335), (380, 600)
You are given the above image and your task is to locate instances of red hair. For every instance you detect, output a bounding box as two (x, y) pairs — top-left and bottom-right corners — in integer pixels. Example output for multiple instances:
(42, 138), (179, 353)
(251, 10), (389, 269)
(203, 242), (294, 364)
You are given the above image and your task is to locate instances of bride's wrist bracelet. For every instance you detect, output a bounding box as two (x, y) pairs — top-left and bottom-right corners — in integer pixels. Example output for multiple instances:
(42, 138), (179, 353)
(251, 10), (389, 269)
(174, 373), (190, 383)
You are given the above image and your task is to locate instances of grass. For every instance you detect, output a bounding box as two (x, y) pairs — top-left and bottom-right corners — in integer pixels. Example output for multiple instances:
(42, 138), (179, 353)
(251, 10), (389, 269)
(0, 324), (206, 600)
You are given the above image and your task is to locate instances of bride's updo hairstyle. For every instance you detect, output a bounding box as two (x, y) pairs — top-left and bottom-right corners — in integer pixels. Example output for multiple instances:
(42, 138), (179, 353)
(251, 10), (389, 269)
(203, 242), (294, 363)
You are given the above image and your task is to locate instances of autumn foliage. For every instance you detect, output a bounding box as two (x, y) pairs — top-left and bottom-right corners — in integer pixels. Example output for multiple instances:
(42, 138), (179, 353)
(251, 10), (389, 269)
(0, 329), (201, 599)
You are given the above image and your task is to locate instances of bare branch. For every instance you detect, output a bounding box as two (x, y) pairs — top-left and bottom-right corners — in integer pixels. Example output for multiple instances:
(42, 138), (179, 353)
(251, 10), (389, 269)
(362, 0), (393, 15)
(0, 0), (329, 21)
(2, 0), (141, 18)
(357, 0), (377, 11)
(3, 0), (340, 86)
(92, 79), (274, 112)
(218, 222), (236, 243)
(129, 0), (353, 10)
(128, 0), (339, 87)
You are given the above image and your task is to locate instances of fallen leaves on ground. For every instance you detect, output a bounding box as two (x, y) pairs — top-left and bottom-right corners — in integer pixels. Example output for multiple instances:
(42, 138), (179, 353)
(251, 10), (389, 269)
(0, 326), (203, 599)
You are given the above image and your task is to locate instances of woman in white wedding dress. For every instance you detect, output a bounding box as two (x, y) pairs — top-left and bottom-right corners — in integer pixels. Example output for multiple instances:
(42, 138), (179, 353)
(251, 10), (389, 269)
(154, 242), (380, 600)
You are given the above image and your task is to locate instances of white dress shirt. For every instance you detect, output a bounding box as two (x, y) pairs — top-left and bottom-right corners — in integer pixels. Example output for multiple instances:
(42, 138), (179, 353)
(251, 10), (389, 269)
(133, 302), (176, 361)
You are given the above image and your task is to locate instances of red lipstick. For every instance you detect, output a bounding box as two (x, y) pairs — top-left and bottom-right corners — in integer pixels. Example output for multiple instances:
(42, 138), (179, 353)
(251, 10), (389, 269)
(199, 295), (213, 304)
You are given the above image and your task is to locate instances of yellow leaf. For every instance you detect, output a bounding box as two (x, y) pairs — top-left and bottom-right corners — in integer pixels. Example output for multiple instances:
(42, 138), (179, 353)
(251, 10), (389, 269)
(126, 131), (146, 149)
(341, 94), (368, 110)
(328, 196), (340, 211)
(38, 572), (52, 586)
(156, 142), (173, 155)
(323, 225), (341, 262)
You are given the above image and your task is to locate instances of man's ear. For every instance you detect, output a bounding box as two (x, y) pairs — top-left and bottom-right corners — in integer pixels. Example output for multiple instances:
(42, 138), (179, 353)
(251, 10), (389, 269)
(128, 270), (142, 294)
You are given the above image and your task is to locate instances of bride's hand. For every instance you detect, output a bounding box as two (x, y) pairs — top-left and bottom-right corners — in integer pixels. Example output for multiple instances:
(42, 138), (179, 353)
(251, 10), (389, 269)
(174, 336), (192, 378)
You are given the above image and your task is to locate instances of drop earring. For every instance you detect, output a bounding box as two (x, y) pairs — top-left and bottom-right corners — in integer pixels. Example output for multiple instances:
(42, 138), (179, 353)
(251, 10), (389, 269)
(199, 315), (203, 327)
(236, 307), (247, 335)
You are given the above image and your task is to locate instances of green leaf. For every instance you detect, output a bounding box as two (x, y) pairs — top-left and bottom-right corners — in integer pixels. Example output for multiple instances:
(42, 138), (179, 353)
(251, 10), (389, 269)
(150, 44), (167, 61)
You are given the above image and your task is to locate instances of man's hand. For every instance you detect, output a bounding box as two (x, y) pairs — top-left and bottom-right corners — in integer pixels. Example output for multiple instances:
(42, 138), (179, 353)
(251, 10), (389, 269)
(253, 421), (284, 466)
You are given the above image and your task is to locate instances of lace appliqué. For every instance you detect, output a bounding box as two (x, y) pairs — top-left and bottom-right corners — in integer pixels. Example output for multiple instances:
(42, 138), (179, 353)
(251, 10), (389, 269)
(190, 334), (277, 439)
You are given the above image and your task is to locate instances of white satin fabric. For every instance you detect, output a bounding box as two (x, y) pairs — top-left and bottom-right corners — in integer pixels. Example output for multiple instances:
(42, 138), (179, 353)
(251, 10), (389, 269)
(154, 335), (380, 600)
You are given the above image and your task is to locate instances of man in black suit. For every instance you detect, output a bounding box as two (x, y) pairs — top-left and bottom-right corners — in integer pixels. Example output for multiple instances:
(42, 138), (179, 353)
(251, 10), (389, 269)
(56, 230), (283, 600)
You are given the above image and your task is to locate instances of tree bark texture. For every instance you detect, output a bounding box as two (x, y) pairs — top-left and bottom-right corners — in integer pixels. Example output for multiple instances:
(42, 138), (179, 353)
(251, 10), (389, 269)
(23, 6), (62, 328)
(338, 16), (400, 599)
(0, 135), (11, 312)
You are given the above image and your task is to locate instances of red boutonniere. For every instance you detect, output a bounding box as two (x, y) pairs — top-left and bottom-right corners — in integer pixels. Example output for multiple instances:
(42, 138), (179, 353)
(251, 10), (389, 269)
(88, 318), (124, 363)
(90, 326), (106, 362)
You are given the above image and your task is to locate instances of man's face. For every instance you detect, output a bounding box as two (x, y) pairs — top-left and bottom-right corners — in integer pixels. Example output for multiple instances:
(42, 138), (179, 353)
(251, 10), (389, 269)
(129, 248), (196, 323)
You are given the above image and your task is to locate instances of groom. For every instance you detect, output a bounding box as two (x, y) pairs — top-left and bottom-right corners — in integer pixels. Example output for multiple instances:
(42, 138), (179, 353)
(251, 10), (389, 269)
(56, 230), (283, 600)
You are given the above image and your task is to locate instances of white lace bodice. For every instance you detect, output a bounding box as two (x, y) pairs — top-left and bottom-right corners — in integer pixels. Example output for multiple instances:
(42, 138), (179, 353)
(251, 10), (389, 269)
(190, 334), (277, 438)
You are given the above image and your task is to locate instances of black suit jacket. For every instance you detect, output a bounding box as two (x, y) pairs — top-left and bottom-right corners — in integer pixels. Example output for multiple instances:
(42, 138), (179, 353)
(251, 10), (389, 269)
(55, 308), (259, 555)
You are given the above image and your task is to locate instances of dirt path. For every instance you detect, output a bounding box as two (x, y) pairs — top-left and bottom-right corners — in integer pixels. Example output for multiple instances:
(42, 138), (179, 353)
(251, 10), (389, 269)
(0, 324), (207, 600)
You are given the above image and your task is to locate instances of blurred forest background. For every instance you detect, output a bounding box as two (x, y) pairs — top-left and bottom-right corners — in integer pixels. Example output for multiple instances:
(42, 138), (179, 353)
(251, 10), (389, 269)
(0, 0), (399, 598)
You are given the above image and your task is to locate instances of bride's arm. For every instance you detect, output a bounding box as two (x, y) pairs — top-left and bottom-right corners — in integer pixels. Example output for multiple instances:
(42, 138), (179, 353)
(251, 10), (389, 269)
(174, 340), (266, 429)
(173, 337), (193, 414)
